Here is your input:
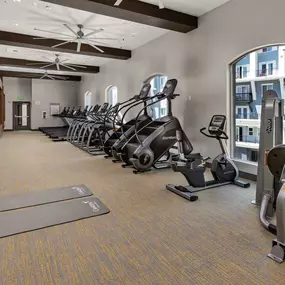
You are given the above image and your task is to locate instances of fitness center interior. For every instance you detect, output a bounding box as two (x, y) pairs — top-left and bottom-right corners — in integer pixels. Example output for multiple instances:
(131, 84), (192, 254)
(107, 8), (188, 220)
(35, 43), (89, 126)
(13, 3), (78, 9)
(0, 0), (285, 284)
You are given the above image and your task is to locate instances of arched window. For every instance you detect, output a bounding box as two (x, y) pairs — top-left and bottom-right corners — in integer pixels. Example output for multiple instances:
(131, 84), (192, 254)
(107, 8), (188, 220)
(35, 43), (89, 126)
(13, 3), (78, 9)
(106, 86), (118, 106)
(144, 74), (168, 119)
(84, 91), (92, 107)
(231, 44), (285, 163)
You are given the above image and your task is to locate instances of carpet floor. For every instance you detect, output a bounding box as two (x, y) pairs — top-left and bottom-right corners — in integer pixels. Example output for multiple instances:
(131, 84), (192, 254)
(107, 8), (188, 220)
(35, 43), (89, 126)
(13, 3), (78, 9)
(0, 131), (284, 285)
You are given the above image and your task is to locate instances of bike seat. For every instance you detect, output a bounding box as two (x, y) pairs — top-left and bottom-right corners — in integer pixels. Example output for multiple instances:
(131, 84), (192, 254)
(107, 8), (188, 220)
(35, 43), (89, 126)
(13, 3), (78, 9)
(185, 153), (203, 160)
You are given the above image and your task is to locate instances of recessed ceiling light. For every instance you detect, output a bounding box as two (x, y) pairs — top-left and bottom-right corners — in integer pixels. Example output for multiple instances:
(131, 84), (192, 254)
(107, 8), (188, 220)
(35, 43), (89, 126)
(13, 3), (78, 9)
(33, 1), (37, 6)
(13, 0), (21, 2)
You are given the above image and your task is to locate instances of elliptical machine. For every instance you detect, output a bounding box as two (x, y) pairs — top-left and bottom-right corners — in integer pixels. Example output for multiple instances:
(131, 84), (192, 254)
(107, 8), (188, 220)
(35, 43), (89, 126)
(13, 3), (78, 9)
(166, 115), (250, 201)
(120, 79), (193, 174)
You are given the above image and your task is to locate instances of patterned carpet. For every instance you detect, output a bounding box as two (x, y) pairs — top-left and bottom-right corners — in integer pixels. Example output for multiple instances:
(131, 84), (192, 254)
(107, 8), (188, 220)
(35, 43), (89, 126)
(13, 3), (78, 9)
(0, 132), (284, 285)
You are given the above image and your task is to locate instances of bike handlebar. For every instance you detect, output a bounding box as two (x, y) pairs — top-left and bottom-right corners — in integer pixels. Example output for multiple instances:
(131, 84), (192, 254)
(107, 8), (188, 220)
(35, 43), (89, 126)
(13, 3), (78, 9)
(200, 127), (229, 140)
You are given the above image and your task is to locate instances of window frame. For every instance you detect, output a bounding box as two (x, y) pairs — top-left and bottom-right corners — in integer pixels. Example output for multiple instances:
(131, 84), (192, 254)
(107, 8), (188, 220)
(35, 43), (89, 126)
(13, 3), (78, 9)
(261, 83), (274, 95)
(84, 91), (92, 108)
(258, 61), (276, 76)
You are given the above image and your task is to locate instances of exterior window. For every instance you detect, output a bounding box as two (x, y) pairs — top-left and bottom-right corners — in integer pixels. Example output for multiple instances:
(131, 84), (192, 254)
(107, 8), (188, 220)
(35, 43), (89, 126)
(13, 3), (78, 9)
(149, 75), (168, 119)
(236, 65), (249, 79)
(248, 128), (253, 136)
(260, 46), (278, 53)
(236, 107), (249, 119)
(236, 85), (249, 93)
(258, 61), (276, 76)
(84, 91), (92, 107)
(106, 86), (118, 106)
(261, 83), (274, 95)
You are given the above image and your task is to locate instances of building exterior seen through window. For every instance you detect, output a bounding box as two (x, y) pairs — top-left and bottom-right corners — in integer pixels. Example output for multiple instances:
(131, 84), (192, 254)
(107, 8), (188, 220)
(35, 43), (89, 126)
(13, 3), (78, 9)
(150, 75), (168, 119)
(233, 45), (285, 163)
(84, 91), (92, 107)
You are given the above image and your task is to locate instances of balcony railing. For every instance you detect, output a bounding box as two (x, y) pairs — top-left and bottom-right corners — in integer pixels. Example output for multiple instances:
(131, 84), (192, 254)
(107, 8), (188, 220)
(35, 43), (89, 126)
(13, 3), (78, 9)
(235, 114), (258, 119)
(236, 93), (253, 104)
(236, 135), (260, 144)
(256, 67), (278, 77)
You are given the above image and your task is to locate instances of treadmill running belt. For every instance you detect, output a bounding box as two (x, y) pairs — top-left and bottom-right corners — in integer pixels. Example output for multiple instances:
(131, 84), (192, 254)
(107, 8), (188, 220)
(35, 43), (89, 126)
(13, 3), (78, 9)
(0, 197), (110, 238)
(0, 185), (93, 212)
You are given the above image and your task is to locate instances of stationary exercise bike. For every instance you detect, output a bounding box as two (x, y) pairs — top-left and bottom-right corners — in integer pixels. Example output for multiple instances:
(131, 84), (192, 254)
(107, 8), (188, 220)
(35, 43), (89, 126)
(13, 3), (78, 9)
(166, 115), (250, 201)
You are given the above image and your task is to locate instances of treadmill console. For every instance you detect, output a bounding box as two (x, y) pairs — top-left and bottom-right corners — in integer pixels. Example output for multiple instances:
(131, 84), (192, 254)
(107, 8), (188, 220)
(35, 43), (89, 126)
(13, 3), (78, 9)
(162, 79), (178, 97)
(139, 83), (151, 99)
(208, 115), (226, 135)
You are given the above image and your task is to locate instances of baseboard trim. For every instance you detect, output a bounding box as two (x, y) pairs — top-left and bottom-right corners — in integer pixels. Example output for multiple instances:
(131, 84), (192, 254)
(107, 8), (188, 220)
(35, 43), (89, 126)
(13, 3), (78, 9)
(4, 129), (13, 131)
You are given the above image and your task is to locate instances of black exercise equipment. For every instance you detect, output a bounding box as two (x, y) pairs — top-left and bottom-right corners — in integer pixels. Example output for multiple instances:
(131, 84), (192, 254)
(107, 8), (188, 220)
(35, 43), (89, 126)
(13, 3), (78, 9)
(166, 115), (250, 201)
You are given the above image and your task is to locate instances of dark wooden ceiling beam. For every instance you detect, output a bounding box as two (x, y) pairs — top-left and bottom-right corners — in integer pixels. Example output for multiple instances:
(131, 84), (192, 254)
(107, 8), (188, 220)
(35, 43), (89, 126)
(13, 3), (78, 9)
(40, 0), (198, 33)
(0, 31), (131, 60)
(0, 71), (81, 81)
(0, 57), (99, 74)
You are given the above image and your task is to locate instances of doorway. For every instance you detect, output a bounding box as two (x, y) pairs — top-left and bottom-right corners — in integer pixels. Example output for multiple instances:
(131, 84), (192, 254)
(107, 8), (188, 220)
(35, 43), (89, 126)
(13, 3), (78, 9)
(13, 102), (31, 130)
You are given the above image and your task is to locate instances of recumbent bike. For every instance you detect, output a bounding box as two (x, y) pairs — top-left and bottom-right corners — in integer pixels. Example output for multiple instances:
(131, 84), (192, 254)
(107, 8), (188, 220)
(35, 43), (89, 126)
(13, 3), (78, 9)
(167, 115), (250, 201)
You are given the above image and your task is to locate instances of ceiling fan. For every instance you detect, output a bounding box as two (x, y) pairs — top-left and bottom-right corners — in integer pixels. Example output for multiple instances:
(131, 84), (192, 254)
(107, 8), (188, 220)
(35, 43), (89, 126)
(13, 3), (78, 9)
(21, 71), (68, 80)
(114, 0), (165, 9)
(34, 24), (119, 53)
(25, 54), (87, 71)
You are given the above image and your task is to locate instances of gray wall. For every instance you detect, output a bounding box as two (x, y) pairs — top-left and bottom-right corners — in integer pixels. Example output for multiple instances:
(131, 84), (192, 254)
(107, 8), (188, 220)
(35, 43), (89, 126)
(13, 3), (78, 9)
(3, 77), (78, 130)
(4, 78), (32, 130)
(31, 79), (77, 129)
(77, 0), (285, 174)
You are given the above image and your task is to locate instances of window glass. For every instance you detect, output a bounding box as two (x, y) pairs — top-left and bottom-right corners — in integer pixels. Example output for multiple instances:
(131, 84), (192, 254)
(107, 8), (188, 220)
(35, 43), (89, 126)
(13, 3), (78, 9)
(106, 86), (118, 106)
(84, 91), (92, 107)
(232, 45), (283, 163)
(149, 75), (168, 119)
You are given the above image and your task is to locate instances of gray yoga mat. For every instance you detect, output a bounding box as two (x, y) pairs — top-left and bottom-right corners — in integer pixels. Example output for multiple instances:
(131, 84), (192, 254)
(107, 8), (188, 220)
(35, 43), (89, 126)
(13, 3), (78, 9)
(0, 197), (110, 238)
(0, 185), (93, 212)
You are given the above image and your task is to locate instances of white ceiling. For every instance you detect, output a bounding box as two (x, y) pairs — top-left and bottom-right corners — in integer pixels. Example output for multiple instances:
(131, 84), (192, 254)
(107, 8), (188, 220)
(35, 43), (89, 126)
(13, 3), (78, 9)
(0, 0), (231, 75)
(140, 0), (231, 16)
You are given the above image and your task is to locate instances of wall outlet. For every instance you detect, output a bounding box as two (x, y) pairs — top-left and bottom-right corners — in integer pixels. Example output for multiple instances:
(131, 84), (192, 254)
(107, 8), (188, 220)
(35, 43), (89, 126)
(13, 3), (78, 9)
(188, 96), (192, 101)
(42, 111), (47, 119)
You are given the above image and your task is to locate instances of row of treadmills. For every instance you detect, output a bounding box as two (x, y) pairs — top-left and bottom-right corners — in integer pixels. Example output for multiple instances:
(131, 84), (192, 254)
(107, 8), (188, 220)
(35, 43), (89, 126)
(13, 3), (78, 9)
(39, 79), (193, 174)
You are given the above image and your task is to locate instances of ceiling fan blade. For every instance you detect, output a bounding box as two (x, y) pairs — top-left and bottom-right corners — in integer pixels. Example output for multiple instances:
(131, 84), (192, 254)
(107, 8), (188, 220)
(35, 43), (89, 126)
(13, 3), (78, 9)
(60, 64), (76, 71)
(59, 59), (69, 64)
(50, 75), (68, 79)
(85, 40), (104, 53)
(88, 37), (118, 40)
(77, 41), (82, 53)
(40, 75), (45, 79)
(82, 14), (96, 26)
(26, 62), (47, 66)
(63, 24), (79, 37)
(52, 40), (74, 48)
(42, 56), (53, 62)
(114, 0), (124, 6)
(84, 29), (104, 38)
(33, 37), (71, 40)
(34, 28), (73, 38)
(158, 0), (165, 9)
(87, 39), (113, 47)
(41, 63), (55, 69)
(67, 64), (87, 69)
(56, 63), (60, 71)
